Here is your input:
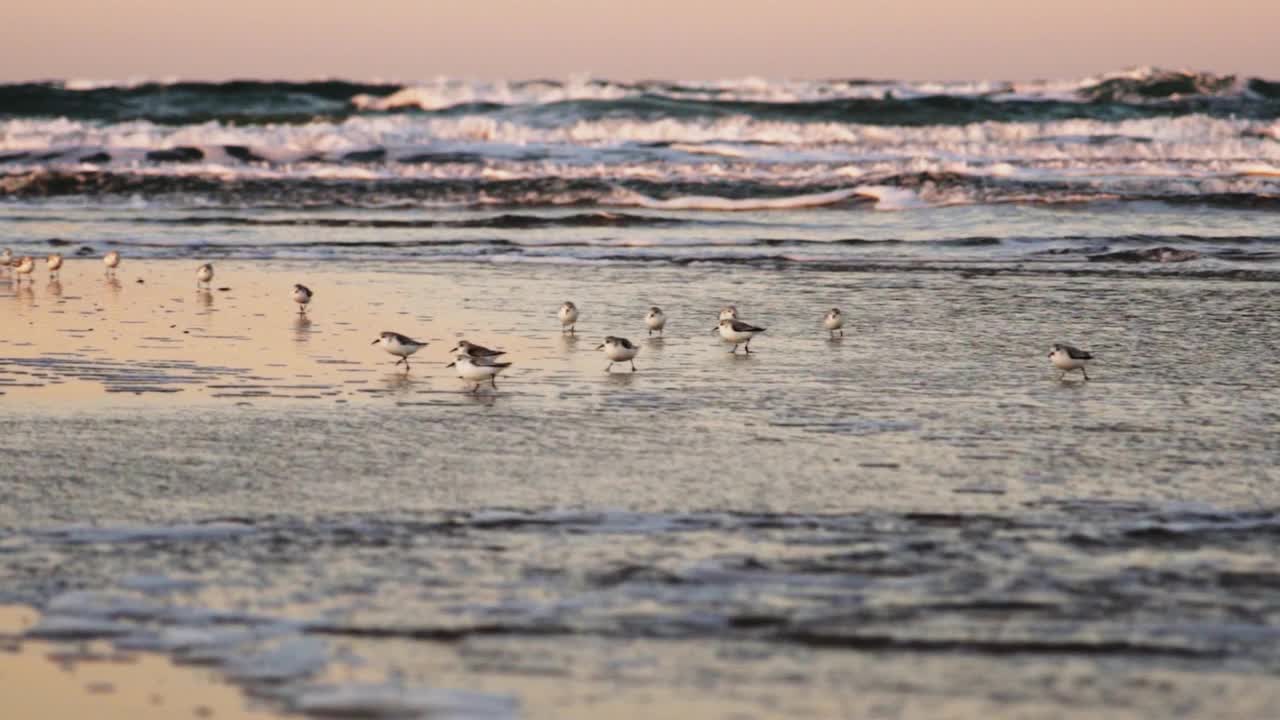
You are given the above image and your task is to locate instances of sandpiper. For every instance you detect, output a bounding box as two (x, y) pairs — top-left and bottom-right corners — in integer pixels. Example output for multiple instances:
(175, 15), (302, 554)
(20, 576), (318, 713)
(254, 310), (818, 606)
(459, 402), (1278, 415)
(449, 340), (506, 359)
(559, 301), (579, 334)
(103, 250), (120, 274)
(597, 336), (640, 372)
(372, 331), (428, 371)
(823, 308), (844, 338)
(446, 354), (512, 392)
(0, 248), (12, 275)
(46, 253), (63, 279)
(1049, 343), (1094, 381)
(196, 263), (214, 286)
(714, 318), (766, 353)
(292, 284), (313, 313)
(645, 307), (666, 336)
(13, 256), (35, 283)
(719, 305), (739, 321)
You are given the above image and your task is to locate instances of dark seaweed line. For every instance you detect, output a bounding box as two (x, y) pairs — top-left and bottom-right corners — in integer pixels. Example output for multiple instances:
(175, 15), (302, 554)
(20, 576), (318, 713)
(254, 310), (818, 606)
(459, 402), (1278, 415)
(302, 621), (1225, 659)
(4, 168), (1280, 212)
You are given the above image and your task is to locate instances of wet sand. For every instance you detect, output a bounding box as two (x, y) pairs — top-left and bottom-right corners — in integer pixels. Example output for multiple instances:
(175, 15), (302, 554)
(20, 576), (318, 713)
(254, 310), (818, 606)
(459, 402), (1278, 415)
(1, 605), (281, 720)
(2, 259), (1276, 513)
(2, 259), (1279, 718)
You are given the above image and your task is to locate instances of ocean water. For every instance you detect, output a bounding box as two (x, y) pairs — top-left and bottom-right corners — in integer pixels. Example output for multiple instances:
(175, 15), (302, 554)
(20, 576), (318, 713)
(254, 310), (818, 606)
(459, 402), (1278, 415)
(2, 68), (1280, 718)
(1, 67), (1279, 272)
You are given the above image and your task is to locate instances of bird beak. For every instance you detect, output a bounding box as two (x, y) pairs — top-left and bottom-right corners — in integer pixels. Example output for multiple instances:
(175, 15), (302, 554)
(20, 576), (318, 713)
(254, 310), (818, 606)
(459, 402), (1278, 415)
(446, 362), (456, 368)
(371, 339), (380, 345)
(711, 327), (719, 334)
(449, 346), (459, 353)
(595, 344), (604, 350)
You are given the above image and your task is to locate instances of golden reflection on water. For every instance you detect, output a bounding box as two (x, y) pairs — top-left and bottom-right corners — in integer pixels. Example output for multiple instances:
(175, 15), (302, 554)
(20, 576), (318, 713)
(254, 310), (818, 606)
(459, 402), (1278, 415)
(0, 606), (280, 720)
(0, 261), (567, 409)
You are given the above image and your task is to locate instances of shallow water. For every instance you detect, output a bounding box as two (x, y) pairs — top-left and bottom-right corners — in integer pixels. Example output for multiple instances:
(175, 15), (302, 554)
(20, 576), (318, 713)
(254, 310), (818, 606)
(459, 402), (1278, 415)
(2, 260), (1278, 718)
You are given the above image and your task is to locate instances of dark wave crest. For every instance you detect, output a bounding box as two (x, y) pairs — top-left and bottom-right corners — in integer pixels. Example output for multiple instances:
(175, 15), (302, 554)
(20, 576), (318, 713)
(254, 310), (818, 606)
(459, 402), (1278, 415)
(0, 80), (400, 124)
(4, 169), (1278, 212)
(3, 69), (1279, 125)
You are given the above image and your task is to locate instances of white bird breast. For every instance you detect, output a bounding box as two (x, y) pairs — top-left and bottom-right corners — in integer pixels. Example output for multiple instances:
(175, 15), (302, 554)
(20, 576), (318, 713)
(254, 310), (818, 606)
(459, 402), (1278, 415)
(604, 343), (639, 361)
(646, 313), (665, 329)
(560, 307), (578, 324)
(457, 361), (502, 381)
(384, 339), (421, 357)
(824, 314), (843, 330)
(719, 326), (756, 343)
(1050, 350), (1086, 370)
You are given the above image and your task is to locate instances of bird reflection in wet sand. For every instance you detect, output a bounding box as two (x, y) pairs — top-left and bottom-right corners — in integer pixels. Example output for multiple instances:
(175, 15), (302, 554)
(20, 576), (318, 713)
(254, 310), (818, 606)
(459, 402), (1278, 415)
(46, 279), (63, 298)
(104, 275), (122, 294)
(559, 332), (580, 350)
(292, 314), (313, 344)
(381, 371), (416, 395)
(197, 288), (214, 312)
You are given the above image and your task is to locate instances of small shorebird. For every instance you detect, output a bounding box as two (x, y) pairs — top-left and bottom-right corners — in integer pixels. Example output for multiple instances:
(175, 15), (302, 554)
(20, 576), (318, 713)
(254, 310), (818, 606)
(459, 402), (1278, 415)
(597, 336), (640, 372)
(714, 318), (766, 353)
(823, 308), (844, 338)
(447, 354), (512, 392)
(645, 306), (666, 336)
(1049, 343), (1094, 381)
(719, 305), (739, 321)
(372, 331), (428, 371)
(0, 248), (12, 275)
(13, 256), (35, 283)
(46, 253), (63, 279)
(449, 340), (506, 359)
(196, 263), (214, 286)
(103, 250), (120, 275)
(292, 284), (313, 313)
(559, 301), (579, 334)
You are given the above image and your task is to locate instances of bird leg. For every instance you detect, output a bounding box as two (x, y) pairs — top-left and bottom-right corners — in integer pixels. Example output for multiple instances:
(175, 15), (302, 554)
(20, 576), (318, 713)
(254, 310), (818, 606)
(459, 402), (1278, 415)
(1082, 368), (1089, 381)
(490, 376), (498, 389)
(606, 362), (613, 372)
(630, 360), (636, 372)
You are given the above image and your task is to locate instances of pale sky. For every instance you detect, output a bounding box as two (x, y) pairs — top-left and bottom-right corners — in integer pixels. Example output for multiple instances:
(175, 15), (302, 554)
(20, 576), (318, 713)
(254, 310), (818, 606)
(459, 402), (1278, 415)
(4, 0), (1278, 82)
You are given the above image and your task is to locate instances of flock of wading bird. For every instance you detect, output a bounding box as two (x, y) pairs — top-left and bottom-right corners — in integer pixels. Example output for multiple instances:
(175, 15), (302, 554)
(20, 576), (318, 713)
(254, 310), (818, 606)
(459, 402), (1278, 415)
(2, 251), (1097, 392)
